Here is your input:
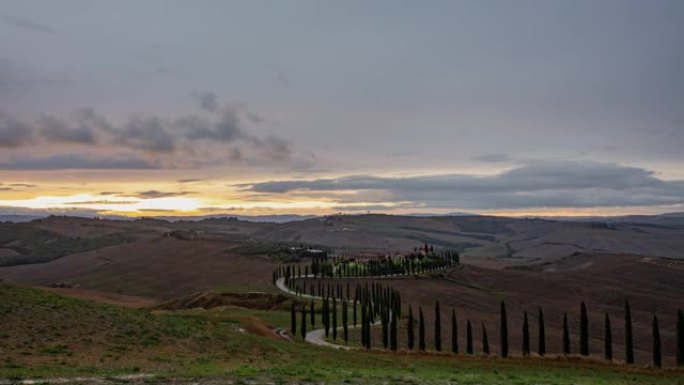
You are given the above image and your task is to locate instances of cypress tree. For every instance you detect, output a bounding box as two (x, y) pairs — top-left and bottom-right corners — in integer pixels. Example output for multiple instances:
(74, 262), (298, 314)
(653, 314), (661, 368)
(580, 302), (589, 356)
(353, 299), (357, 327)
(466, 320), (473, 354)
(451, 309), (458, 354)
(419, 307), (426, 351)
(365, 303), (372, 349)
(324, 298), (330, 338)
(500, 300), (508, 358)
(678, 309), (684, 366)
(407, 306), (415, 350)
(332, 297), (338, 340)
(625, 300), (634, 364)
(390, 309), (398, 351)
(482, 322), (489, 355)
(522, 311), (530, 356)
(311, 298), (315, 327)
(290, 303), (297, 336)
(343, 300), (349, 344)
(382, 311), (389, 349)
(301, 305), (307, 339)
(538, 307), (546, 356)
(604, 312), (612, 361)
(361, 301), (367, 347)
(563, 312), (570, 355)
(434, 301), (442, 352)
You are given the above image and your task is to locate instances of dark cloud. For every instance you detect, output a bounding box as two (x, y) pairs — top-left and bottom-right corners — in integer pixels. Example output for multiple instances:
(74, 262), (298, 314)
(0, 154), (161, 170)
(3, 16), (56, 34)
(98, 191), (123, 196)
(116, 116), (175, 152)
(198, 92), (218, 112)
(0, 112), (33, 147)
(472, 154), (512, 163)
(185, 108), (243, 141)
(38, 115), (96, 144)
(177, 178), (202, 183)
(253, 136), (291, 161)
(241, 161), (684, 210)
(0, 103), (293, 165)
(134, 190), (195, 199)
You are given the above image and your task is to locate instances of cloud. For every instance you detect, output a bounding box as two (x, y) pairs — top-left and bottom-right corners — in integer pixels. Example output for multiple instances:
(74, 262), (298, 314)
(134, 190), (195, 199)
(198, 92), (218, 112)
(241, 161), (684, 210)
(64, 199), (138, 205)
(116, 116), (175, 152)
(3, 16), (56, 34)
(0, 100), (294, 167)
(0, 112), (33, 147)
(0, 154), (161, 170)
(185, 107), (243, 142)
(472, 153), (512, 163)
(177, 178), (202, 184)
(38, 115), (96, 144)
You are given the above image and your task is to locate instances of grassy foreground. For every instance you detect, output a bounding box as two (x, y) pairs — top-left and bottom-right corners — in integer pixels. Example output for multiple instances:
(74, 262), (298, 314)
(1, 283), (683, 384)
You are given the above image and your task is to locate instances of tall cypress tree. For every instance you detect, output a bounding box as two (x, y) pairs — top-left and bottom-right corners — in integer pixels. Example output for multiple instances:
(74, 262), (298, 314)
(353, 299), (357, 327)
(361, 301), (367, 347)
(301, 305), (307, 339)
(538, 307), (546, 356)
(482, 322), (489, 355)
(390, 309), (398, 351)
(677, 309), (684, 366)
(604, 312), (613, 361)
(365, 303), (372, 349)
(653, 314), (662, 368)
(342, 300), (349, 344)
(419, 307), (426, 351)
(407, 306), (415, 350)
(332, 297), (338, 340)
(563, 312), (570, 355)
(625, 300), (634, 364)
(500, 300), (509, 358)
(522, 311), (530, 356)
(451, 309), (458, 354)
(382, 311), (389, 349)
(434, 301), (442, 352)
(466, 320), (473, 354)
(580, 302), (589, 356)
(290, 303), (297, 336)
(324, 298), (330, 338)
(310, 298), (315, 327)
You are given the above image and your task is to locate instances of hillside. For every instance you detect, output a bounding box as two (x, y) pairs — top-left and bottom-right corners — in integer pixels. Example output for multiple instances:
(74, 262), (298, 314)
(1, 282), (682, 384)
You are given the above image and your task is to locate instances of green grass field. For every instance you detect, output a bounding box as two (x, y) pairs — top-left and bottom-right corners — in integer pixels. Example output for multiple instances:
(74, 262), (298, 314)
(1, 283), (683, 384)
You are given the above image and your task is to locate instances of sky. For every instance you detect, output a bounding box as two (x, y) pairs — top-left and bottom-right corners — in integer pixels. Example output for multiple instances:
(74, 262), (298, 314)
(1, 0), (683, 217)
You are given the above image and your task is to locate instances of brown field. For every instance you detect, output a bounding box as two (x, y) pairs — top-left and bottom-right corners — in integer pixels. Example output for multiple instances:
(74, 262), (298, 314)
(0, 236), (278, 299)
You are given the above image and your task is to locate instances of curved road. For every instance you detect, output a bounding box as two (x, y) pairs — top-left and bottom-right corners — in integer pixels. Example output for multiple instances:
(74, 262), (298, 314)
(275, 276), (393, 350)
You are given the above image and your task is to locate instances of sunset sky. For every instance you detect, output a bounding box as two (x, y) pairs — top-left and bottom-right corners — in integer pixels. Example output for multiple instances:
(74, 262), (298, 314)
(1, 0), (683, 217)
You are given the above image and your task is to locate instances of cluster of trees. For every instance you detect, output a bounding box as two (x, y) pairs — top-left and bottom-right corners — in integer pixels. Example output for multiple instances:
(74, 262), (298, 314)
(274, 245), (460, 284)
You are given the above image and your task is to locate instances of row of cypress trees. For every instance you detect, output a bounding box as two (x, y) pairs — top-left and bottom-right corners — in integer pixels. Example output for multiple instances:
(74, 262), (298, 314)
(281, 270), (683, 368)
(401, 299), (682, 368)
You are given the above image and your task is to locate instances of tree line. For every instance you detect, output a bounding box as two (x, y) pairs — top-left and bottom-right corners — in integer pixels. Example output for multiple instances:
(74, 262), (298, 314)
(289, 293), (684, 368)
